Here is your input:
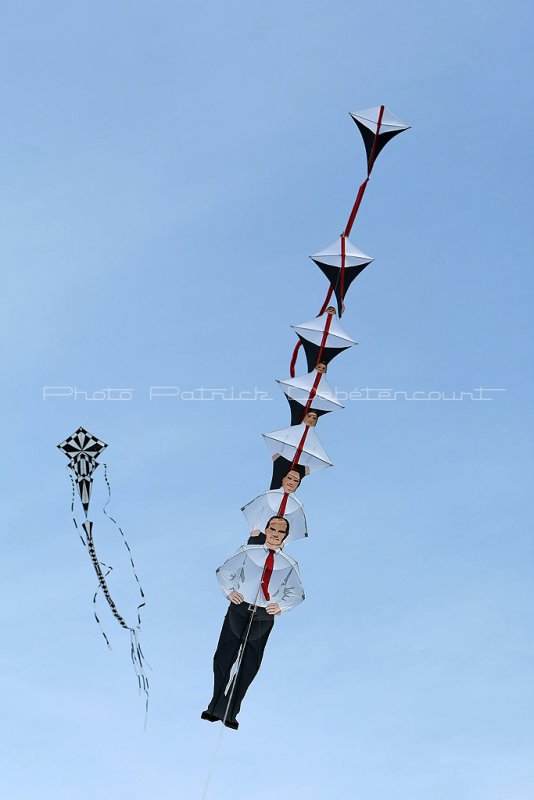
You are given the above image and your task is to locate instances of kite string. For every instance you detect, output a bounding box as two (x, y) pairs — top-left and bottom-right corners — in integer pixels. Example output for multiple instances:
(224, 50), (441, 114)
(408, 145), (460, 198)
(200, 724), (225, 800)
(200, 574), (269, 798)
(289, 105), (385, 377)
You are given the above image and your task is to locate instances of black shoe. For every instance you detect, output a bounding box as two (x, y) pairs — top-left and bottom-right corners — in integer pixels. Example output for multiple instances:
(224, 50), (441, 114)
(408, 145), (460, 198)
(224, 719), (239, 730)
(201, 710), (219, 722)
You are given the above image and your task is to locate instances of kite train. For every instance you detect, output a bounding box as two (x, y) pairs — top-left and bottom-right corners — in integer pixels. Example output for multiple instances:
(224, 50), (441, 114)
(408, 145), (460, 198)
(202, 106), (409, 730)
(57, 427), (149, 707)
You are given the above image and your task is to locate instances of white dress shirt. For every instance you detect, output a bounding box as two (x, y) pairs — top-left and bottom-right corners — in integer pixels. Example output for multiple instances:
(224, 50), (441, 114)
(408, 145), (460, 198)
(216, 545), (305, 614)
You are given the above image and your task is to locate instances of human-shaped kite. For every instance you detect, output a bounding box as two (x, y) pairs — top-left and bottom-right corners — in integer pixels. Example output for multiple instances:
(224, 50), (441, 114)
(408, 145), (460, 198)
(244, 487), (308, 545)
(201, 515), (304, 729)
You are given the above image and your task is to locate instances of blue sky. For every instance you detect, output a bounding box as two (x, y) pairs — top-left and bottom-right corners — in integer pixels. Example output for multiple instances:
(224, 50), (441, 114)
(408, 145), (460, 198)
(1, 1), (533, 798)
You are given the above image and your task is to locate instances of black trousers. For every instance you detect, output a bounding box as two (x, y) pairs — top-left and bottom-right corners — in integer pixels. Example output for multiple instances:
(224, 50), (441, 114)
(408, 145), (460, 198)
(207, 602), (274, 723)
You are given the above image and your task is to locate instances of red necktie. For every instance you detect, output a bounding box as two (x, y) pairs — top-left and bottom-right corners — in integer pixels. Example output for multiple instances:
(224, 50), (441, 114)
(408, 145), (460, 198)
(261, 550), (275, 601)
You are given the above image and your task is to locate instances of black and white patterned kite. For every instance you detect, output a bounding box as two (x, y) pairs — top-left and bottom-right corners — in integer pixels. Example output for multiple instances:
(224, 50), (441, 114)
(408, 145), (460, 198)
(57, 427), (149, 711)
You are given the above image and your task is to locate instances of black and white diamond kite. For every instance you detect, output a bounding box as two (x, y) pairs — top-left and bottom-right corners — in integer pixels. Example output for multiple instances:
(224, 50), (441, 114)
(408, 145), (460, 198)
(57, 426), (107, 460)
(57, 427), (107, 516)
(350, 106), (410, 170)
(291, 311), (358, 372)
(57, 427), (149, 714)
(310, 236), (374, 317)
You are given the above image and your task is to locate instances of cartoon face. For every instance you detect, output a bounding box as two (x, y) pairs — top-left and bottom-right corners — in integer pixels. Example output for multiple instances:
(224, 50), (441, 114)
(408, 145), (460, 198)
(326, 306), (336, 315)
(303, 410), (318, 427)
(265, 517), (289, 548)
(316, 362), (327, 374)
(281, 470), (301, 493)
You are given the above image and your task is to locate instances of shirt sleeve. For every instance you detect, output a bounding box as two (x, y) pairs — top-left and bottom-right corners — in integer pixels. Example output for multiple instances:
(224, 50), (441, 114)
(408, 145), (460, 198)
(215, 549), (248, 599)
(247, 532), (266, 545)
(275, 566), (305, 613)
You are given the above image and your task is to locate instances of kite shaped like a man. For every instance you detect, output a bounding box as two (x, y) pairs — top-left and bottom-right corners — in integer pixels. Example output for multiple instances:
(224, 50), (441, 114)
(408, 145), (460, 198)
(202, 516), (304, 729)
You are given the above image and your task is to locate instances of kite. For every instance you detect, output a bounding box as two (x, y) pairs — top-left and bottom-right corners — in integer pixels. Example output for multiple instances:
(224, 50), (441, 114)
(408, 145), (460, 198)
(291, 307), (358, 372)
(58, 426), (107, 516)
(202, 520), (304, 729)
(349, 106), (410, 170)
(263, 422), (333, 474)
(242, 489), (308, 544)
(289, 105), (410, 378)
(201, 105), (409, 735)
(57, 426), (149, 709)
(310, 237), (373, 317)
(277, 367), (344, 425)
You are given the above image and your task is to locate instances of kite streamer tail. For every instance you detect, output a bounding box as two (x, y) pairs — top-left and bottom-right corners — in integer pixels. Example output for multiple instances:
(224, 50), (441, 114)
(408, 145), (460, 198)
(102, 464), (146, 627)
(130, 628), (151, 722)
(83, 520), (129, 629)
(68, 469), (87, 546)
(92, 568), (114, 651)
(84, 520), (151, 717)
(101, 471), (150, 717)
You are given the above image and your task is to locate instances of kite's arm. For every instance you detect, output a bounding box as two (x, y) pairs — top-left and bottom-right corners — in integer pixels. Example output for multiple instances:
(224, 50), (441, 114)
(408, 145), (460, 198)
(275, 567), (305, 614)
(215, 551), (247, 599)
